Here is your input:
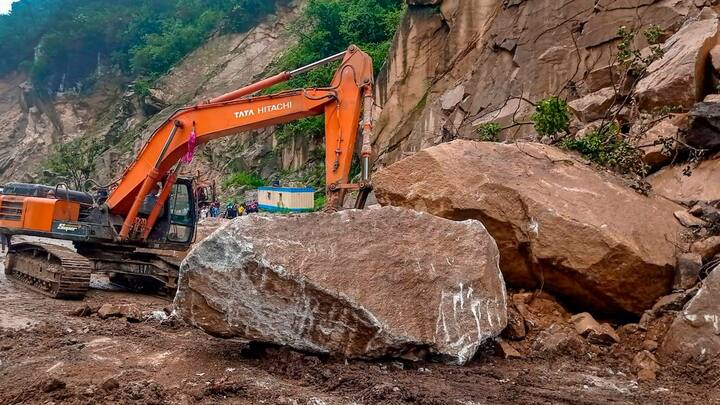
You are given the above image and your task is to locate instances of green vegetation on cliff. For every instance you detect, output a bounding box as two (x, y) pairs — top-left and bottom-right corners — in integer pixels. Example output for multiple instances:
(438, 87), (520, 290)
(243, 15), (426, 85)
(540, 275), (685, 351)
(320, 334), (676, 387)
(272, 0), (405, 145)
(1, 0), (286, 91)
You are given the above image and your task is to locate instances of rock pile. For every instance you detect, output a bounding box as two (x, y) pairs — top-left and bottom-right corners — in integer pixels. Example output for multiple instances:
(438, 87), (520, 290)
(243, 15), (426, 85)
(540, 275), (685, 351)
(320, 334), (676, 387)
(374, 140), (683, 315)
(175, 206), (507, 365)
(660, 266), (720, 364)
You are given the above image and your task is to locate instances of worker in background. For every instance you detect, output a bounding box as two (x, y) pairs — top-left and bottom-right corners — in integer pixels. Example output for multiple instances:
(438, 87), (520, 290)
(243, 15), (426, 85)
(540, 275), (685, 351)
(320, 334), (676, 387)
(226, 201), (238, 219)
(200, 205), (209, 219)
(238, 204), (246, 217)
(1, 234), (11, 253)
(210, 202), (219, 218)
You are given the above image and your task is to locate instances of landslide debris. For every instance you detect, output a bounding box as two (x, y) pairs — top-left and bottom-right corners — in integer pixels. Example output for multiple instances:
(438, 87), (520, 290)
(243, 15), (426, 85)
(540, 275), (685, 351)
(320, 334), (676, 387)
(374, 140), (684, 316)
(175, 206), (507, 364)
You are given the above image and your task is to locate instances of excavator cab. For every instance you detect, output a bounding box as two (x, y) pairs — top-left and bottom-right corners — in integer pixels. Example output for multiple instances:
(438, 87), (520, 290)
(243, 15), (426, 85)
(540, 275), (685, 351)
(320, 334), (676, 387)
(144, 177), (196, 247)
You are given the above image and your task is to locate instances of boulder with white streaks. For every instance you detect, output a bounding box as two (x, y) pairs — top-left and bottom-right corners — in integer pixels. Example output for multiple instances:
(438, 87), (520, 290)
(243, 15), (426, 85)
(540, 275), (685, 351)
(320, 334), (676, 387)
(174, 206), (507, 365)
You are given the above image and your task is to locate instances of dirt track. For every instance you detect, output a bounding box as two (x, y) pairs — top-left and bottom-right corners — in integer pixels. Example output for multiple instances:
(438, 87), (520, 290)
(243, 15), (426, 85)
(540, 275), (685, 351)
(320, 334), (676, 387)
(0, 254), (715, 404)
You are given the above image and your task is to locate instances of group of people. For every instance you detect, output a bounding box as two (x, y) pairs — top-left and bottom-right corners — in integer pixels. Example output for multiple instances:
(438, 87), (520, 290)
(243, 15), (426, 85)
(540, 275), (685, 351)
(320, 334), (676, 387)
(199, 200), (258, 219)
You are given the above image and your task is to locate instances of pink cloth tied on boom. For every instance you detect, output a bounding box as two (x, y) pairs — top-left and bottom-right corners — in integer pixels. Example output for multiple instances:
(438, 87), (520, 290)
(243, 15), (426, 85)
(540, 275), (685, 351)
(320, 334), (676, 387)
(181, 125), (197, 163)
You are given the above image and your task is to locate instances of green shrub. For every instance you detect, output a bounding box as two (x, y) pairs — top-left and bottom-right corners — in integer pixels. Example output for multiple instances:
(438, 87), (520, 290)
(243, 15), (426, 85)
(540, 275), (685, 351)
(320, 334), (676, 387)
(476, 123), (501, 141)
(559, 123), (646, 176)
(313, 194), (326, 211)
(222, 171), (266, 189)
(531, 96), (570, 137)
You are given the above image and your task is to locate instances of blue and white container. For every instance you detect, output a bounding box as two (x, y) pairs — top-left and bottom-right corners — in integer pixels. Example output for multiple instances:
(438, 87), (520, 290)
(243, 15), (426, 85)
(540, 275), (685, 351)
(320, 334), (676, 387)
(258, 187), (315, 212)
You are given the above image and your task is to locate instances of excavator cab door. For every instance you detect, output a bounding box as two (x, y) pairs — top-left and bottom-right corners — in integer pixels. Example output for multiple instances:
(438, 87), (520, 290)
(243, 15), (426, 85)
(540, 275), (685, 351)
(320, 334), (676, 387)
(167, 179), (196, 244)
(145, 177), (196, 249)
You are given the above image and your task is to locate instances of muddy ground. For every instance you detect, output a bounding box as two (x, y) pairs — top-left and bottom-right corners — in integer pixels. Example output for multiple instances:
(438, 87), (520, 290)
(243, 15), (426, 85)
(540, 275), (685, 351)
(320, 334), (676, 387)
(0, 255), (716, 404)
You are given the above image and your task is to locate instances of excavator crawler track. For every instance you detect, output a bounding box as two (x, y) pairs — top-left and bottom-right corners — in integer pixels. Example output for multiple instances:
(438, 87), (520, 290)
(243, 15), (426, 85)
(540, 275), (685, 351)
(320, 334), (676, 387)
(5, 242), (91, 299)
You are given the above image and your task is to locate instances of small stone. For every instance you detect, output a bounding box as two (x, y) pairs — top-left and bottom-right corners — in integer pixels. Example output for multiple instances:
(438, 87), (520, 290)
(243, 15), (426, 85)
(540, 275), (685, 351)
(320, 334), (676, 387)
(533, 324), (586, 356)
(633, 350), (660, 382)
(586, 323), (621, 346)
(675, 253), (702, 290)
(69, 304), (93, 317)
(97, 303), (143, 322)
(101, 377), (120, 391)
(638, 311), (655, 331)
(674, 210), (708, 228)
(652, 292), (692, 314)
(571, 312), (619, 344)
(690, 236), (720, 261)
(40, 378), (66, 393)
(620, 323), (639, 334)
(689, 204), (706, 216)
(502, 306), (527, 340)
(642, 340), (658, 352)
(495, 339), (523, 359)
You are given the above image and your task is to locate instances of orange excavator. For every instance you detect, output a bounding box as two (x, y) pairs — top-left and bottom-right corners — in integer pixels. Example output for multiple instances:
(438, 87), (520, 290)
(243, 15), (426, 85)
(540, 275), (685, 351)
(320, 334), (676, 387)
(0, 45), (375, 299)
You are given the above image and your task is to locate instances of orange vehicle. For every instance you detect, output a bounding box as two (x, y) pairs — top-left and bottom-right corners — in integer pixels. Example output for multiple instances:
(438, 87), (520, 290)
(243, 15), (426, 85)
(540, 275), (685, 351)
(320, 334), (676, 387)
(0, 45), (375, 298)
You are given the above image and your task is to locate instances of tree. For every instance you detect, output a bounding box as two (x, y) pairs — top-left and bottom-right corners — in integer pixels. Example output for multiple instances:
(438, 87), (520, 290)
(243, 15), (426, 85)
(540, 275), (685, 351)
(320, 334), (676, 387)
(43, 137), (106, 191)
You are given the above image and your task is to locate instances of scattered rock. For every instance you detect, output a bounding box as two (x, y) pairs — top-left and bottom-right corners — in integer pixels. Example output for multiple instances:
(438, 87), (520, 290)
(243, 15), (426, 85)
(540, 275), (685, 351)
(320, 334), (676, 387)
(40, 377), (66, 393)
(175, 207), (508, 365)
(635, 117), (680, 169)
(690, 235), (720, 260)
(570, 312), (602, 337)
(620, 323), (640, 334)
(651, 292), (690, 313)
(532, 324), (586, 357)
(70, 304), (94, 317)
(374, 140), (682, 315)
(674, 210), (708, 227)
(97, 303), (143, 322)
(502, 306), (527, 340)
(642, 339), (659, 352)
(635, 17), (720, 111)
(675, 253), (702, 290)
(660, 265), (720, 364)
(685, 102), (720, 149)
(571, 312), (620, 346)
(568, 87), (616, 122)
(101, 377), (120, 391)
(633, 350), (660, 382)
(495, 339), (523, 359)
(638, 311), (655, 331)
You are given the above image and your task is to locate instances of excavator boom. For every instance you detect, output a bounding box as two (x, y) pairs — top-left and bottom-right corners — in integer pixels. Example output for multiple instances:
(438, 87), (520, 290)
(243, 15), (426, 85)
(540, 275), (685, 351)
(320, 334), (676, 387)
(107, 45), (374, 239)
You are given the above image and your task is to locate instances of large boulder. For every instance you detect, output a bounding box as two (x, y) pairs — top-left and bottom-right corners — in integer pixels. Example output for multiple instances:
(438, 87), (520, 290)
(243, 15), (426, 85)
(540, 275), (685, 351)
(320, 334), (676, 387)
(660, 266), (720, 364)
(373, 140), (684, 316)
(648, 158), (720, 204)
(635, 15), (719, 111)
(174, 207), (507, 365)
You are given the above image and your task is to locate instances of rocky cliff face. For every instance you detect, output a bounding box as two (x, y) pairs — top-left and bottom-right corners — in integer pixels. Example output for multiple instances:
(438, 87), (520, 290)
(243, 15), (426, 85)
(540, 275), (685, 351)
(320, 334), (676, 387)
(373, 0), (713, 166)
(0, 1), (308, 187)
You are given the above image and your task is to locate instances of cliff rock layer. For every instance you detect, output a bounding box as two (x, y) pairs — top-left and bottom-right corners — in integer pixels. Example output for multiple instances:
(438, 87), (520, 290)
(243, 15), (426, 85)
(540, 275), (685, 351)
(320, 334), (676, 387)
(373, 0), (710, 166)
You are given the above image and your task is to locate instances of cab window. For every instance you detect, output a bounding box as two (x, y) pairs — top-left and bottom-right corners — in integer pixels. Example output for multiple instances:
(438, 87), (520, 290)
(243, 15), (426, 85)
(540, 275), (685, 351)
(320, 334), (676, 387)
(167, 183), (193, 243)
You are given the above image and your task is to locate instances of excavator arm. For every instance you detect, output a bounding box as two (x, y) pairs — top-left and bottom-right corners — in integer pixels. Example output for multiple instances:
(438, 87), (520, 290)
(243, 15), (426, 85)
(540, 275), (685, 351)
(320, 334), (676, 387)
(104, 46), (375, 240)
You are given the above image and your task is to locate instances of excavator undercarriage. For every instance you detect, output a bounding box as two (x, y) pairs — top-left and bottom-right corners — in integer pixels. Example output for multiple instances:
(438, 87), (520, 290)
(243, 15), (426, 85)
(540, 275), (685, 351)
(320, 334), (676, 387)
(4, 241), (181, 299)
(4, 242), (91, 299)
